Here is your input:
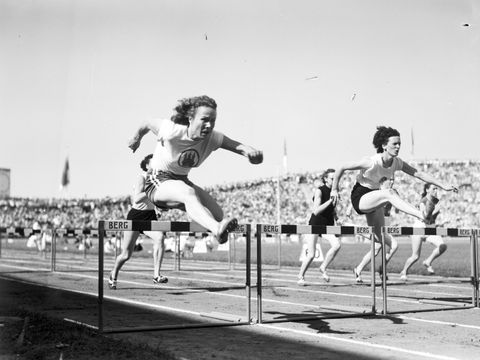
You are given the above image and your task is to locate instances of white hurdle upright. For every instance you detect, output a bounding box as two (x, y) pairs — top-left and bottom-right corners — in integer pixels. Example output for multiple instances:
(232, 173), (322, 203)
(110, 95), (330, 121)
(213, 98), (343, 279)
(381, 226), (480, 315)
(475, 229), (480, 307)
(97, 220), (252, 334)
(255, 223), (375, 324)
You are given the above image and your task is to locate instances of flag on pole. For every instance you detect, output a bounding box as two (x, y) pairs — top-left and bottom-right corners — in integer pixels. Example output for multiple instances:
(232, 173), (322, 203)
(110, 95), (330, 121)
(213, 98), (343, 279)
(61, 158), (70, 188)
(283, 138), (288, 174)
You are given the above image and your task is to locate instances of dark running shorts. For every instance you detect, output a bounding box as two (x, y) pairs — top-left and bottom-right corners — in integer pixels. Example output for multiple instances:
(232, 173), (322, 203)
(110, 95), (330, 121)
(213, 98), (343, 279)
(144, 170), (192, 209)
(126, 208), (157, 234)
(351, 182), (375, 215)
(308, 213), (332, 226)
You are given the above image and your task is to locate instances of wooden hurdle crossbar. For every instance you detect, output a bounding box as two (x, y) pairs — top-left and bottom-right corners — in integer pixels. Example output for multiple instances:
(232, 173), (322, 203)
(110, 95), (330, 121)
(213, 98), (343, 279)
(97, 220), (252, 334)
(381, 226), (479, 315)
(255, 223), (376, 324)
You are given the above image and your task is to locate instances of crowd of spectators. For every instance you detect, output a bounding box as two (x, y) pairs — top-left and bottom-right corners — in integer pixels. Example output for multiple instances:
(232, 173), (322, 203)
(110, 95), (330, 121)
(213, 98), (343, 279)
(1, 160), (479, 230)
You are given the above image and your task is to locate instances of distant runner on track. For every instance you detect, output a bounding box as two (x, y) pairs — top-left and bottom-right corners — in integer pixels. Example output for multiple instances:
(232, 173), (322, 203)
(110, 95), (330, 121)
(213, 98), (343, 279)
(298, 169), (340, 285)
(109, 154), (168, 289)
(400, 183), (447, 281)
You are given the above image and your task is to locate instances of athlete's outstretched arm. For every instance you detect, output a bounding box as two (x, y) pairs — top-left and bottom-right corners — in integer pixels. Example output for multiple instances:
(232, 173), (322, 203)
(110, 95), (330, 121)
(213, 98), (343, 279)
(330, 157), (372, 204)
(220, 135), (263, 164)
(128, 119), (162, 153)
(401, 162), (458, 192)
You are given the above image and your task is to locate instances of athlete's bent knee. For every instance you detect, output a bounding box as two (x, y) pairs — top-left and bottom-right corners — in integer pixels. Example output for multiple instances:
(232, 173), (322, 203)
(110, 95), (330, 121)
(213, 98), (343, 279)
(439, 243), (447, 253)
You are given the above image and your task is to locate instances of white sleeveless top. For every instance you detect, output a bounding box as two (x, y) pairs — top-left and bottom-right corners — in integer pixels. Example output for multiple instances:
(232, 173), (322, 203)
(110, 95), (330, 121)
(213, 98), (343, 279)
(150, 119), (224, 175)
(356, 153), (404, 190)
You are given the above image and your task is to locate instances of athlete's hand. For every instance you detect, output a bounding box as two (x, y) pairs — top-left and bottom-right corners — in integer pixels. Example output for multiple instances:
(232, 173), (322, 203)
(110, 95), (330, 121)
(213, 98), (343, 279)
(444, 185), (458, 193)
(128, 138), (141, 153)
(330, 189), (339, 206)
(247, 150), (263, 164)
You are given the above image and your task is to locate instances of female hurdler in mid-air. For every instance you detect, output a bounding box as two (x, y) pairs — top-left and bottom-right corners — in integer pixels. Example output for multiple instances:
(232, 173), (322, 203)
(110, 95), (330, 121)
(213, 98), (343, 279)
(330, 126), (457, 283)
(128, 95), (263, 244)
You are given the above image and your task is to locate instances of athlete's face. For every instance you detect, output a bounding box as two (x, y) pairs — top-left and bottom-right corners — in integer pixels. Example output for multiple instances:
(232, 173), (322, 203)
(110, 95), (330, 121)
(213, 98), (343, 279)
(188, 106), (216, 140)
(383, 136), (401, 157)
(324, 172), (335, 188)
(427, 185), (438, 197)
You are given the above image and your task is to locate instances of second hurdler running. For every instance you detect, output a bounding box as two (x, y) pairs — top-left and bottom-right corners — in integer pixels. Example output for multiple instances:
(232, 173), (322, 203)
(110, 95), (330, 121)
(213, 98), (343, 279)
(330, 126), (457, 283)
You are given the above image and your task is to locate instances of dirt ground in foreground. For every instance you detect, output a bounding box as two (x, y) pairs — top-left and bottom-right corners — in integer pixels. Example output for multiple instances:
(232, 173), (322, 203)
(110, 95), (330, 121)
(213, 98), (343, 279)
(1, 275), (480, 360)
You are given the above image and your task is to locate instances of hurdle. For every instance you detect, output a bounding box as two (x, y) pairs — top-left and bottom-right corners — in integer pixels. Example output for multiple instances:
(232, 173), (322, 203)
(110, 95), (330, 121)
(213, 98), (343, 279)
(53, 228), (100, 270)
(255, 223), (376, 324)
(0, 227), (101, 270)
(97, 220), (252, 333)
(381, 226), (480, 315)
(0, 227), (53, 268)
(475, 229), (480, 307)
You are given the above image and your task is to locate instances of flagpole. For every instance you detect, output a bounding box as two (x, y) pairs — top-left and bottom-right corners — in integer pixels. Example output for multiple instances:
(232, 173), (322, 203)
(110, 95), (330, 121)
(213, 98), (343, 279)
(276, 166), (282, 269)
(411, 126), (414, 159)
(283, 138), (288, 174)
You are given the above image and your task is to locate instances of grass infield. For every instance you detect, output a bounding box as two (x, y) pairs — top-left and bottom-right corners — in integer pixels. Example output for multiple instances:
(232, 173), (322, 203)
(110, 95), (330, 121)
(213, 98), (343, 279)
(2, 235), (473, 277)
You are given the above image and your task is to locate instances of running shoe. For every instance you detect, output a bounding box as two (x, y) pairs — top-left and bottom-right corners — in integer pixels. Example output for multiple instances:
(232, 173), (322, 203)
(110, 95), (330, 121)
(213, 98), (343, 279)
(353, 268), (363, 284)
(399, 272), (408, 281)
(218, 218), (238, 244)
(423, 261), (435, 274)
(153, 275), (168, 284)
(319, 267), (330, 282)
(297, 277), (306, 286)
(108, 273), (117, 290)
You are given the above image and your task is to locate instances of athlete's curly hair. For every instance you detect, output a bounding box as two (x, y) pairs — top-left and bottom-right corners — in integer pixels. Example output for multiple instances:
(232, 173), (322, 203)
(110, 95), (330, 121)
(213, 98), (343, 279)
(170, 95), (217, 125)
(140, 154), (153, 171)
(372, 126), (400, 153)
(321, 168), (335, 184)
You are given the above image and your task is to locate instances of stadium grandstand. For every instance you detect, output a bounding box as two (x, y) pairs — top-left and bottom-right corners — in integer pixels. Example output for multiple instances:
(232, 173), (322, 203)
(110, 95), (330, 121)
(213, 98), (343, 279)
(1, 160), (479, 230)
